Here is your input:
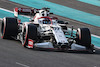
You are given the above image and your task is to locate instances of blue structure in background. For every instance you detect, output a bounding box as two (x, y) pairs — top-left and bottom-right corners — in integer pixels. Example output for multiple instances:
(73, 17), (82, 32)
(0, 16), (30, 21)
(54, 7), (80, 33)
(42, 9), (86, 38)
(78, 0), (100, 7)
(10, 0), (100, 27)
(0, 9), (29, 22)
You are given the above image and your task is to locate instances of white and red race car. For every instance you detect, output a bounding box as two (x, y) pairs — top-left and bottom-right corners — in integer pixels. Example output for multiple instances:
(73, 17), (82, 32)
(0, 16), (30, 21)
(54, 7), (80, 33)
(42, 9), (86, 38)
(1, 7), (95, 53)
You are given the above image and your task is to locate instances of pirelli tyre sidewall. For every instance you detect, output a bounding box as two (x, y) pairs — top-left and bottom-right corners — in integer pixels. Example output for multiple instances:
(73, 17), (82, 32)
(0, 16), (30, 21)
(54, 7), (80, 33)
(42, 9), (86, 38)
(1, 17), (18, 39)
(22, 23), (37, 47)
(76, 28), (91, 48)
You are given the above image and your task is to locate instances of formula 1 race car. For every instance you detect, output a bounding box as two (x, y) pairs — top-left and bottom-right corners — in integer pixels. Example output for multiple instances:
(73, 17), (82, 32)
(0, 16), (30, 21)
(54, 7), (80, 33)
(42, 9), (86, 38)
(0, 7), (95, 53)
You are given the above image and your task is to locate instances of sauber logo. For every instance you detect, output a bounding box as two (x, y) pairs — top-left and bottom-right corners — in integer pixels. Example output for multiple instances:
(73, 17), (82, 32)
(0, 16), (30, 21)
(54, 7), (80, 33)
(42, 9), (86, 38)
(29, 41), (33, 45)
(18, 8), (31, 12)
(28, 39), (34, 48)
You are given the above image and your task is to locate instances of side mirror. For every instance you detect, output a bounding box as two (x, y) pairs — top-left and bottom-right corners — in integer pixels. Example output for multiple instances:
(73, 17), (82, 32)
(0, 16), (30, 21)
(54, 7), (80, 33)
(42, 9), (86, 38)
(29, 18), (34, 22)
(58, 21), (69, 24)
(64, 21), (69, 24)
(50, 13), (53, 14)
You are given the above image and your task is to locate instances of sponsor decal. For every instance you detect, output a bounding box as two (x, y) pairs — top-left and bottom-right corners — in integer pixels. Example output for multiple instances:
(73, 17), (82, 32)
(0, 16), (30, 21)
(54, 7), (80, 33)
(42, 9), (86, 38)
(18, 8), (32, 12)
(28, 39), (34, 48)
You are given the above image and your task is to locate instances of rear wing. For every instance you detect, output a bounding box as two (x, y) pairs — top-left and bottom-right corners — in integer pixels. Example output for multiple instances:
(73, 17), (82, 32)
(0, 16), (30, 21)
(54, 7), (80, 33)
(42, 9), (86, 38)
(14, 7), (38, 17)
(14, 7), (53, 18)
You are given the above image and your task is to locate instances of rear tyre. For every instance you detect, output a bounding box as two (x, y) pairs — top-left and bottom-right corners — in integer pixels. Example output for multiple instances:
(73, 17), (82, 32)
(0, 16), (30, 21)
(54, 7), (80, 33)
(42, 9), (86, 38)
(76, 28), (91, 48)
(1, 17), (18, 39)
(22, 23), (37, 47)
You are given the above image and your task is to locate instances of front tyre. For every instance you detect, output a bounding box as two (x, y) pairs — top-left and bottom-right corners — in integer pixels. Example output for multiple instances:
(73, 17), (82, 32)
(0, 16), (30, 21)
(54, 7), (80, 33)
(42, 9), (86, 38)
(22, 23), (37, 47)
(76, 28), (92, 48)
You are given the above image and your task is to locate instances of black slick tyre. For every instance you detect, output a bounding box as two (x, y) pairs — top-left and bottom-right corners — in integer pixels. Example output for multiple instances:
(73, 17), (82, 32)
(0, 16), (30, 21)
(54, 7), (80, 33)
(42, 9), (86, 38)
(1, 17), (18, 39)
(22, 23), (37, 47)
(76, 28), (91, 48)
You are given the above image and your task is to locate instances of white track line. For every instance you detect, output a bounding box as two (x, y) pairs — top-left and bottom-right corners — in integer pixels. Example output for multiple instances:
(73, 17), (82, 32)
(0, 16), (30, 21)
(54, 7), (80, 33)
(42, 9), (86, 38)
(68, 28), (100, 38)
(0, 8), (13, 13)
(94, 46), (100, 49)
(16, 62), (30, 67)
(0, 18), (2, 21)
(0, 7), (100, 48)
(91, 34), (100, 38)
(0, 7), (30, 18)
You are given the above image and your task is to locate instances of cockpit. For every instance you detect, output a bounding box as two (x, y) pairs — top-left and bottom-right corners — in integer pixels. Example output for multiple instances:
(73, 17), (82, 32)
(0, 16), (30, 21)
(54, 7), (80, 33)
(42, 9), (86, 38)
(42, 18), (51, 24)
(38, 17), (51, 24)
(38, 17), (58, 25)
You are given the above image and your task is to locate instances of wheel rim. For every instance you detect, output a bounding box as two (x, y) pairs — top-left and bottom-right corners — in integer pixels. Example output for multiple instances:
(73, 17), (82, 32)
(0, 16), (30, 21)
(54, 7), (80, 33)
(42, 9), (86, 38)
(22, 27), (28, 47)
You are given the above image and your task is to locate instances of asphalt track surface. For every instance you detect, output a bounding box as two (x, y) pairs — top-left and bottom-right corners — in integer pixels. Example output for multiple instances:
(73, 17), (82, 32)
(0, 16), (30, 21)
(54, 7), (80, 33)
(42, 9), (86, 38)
(0, 0), (100, 67)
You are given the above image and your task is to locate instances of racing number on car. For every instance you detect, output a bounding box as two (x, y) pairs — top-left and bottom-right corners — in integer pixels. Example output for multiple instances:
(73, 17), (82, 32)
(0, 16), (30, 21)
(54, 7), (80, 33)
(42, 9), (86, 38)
(53, 27), (59, 30)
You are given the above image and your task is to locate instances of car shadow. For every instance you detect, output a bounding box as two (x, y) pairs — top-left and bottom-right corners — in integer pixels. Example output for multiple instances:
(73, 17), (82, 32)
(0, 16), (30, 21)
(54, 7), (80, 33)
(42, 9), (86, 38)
(29, 47), (100, 55)
(1, 37), (100, 55)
